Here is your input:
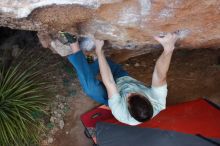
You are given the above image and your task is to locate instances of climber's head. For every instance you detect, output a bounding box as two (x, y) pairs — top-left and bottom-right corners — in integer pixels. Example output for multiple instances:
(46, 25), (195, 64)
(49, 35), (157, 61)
(127, 93), (153, 122)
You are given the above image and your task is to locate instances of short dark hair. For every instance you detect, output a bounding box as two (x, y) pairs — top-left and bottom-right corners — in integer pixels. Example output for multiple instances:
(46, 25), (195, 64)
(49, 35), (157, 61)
(128, 94), (153, 122)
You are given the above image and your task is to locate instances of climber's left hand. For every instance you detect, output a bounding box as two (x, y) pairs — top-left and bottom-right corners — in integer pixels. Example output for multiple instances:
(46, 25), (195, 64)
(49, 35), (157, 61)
(154, 32), (178, 53)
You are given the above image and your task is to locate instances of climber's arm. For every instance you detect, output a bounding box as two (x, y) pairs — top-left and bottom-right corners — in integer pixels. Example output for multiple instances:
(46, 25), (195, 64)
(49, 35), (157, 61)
(95, 40), (118, 98)
(152, 33), (178, 87)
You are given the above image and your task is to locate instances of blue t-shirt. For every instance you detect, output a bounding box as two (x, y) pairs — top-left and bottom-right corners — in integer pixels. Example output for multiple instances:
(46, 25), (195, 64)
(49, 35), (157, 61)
(108, 76), (168, 125)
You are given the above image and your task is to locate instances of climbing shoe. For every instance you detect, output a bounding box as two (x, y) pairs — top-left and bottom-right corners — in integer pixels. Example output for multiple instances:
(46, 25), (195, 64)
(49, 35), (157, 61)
(58, 31), (78, 44)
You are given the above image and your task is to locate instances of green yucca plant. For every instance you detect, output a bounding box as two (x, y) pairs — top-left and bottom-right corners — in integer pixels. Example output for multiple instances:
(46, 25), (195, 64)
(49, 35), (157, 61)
(0, 62), (49, 146)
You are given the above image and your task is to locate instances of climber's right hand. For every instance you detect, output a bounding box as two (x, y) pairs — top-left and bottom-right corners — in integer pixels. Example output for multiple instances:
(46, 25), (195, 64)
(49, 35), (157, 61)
(95, 39), (104, 54)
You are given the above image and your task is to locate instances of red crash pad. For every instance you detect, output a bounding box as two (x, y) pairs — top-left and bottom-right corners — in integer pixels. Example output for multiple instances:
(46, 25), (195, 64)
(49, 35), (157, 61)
(80, 98), (220, 142)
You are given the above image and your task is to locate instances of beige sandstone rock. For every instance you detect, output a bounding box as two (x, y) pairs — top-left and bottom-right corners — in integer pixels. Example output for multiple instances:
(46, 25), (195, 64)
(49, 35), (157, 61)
(0, 0), (220, 61)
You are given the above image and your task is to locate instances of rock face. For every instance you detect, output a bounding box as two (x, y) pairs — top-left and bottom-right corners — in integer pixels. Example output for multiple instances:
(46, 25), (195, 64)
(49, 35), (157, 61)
(0, 0), (220, 60)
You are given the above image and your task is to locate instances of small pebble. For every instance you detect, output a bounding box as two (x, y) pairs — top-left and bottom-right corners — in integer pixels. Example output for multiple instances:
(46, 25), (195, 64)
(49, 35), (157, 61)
(42, 140), (48, 145)
(55, 95), (61, 99)
(59, 103), (64, 109)
(59, 120), (65, 129)
(50, 117), (55, 123)
(125, 63), (130, 66)
(57, 113), (62, 118)
(134, 63), (140, 67)
(48, 137), (53, 144)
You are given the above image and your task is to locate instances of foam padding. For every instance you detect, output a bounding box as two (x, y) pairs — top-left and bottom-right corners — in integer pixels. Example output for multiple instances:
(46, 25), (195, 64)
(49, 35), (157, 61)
(81, 99), (220, 140)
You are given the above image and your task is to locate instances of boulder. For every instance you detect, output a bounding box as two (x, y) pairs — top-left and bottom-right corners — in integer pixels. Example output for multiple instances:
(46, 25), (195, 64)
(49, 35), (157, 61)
(0, 0), (220, 61)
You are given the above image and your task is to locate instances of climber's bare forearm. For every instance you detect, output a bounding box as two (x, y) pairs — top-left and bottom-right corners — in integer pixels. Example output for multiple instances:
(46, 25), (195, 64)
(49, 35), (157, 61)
(96, 50), (118, 98)
(152, 49), (174, 86)
(152, 33), (178, 87)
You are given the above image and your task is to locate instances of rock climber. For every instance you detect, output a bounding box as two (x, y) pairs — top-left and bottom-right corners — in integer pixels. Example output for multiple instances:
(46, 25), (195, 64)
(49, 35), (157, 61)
(59, 32), (178, 125)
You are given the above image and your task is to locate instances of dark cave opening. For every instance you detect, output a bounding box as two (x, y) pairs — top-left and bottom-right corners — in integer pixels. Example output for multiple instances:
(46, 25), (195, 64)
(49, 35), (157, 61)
(0, 27), (40, 68)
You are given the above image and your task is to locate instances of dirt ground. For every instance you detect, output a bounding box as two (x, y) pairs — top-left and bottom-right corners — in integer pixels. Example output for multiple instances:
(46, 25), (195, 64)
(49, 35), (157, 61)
(48, 48), (220, 146)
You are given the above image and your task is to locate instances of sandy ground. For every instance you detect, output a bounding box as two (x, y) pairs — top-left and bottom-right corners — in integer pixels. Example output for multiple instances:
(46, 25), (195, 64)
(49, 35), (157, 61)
(47, 48), (220, 146)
